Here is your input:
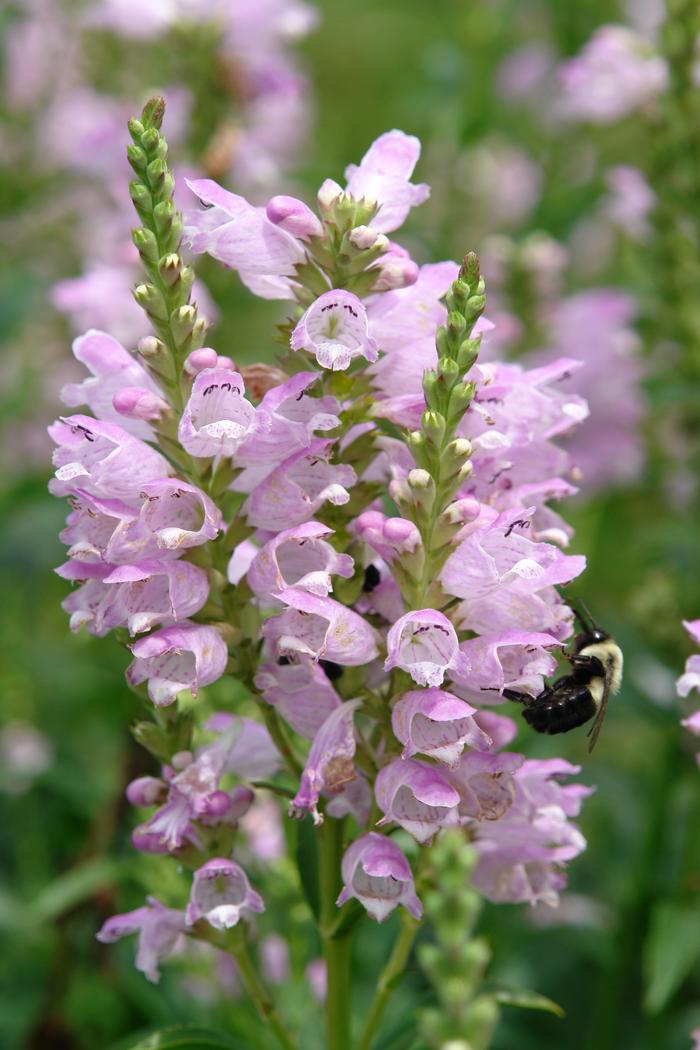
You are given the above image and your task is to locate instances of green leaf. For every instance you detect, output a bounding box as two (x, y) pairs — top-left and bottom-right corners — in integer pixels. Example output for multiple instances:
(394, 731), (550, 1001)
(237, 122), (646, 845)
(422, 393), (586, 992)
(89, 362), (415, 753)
(492, 986), (566, 1018)
(295, 815), (321, 920)
(643, 900), (700, 1014)
(30, 858), (121, 924)
(111, 1025), (241, 1050)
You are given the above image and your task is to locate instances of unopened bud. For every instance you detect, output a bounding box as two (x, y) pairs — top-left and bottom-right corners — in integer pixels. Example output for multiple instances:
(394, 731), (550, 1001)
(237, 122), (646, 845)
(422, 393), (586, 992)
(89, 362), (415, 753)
(171, 750), (193, 770)
(408, 468), (432, 490)
(137, 336), (163, 358)
(373, 255), (420, 290)
(184, 347), (218, 375)
(348, 225), (384, 250)
(125, 776), (166, 807)
(266, 195), (323, 239)
(317, 178), (344, 212)
(216, 355), (235, 370)
(113, 387), (170, 422)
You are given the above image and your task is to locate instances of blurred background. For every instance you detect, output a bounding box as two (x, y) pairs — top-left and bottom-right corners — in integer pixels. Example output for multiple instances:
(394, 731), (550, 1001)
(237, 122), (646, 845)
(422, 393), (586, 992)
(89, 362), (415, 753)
(2, 0), (700, 1047)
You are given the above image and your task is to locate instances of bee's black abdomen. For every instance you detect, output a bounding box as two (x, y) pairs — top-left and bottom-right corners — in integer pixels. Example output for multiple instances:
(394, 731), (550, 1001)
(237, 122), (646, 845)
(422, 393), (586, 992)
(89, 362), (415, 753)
(523, 686), (597, 735)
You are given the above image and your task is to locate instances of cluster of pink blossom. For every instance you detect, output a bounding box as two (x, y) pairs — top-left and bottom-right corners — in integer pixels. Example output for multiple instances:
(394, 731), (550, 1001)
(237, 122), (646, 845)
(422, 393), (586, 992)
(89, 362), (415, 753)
(558, 24), (668, 124)
(50, 104), (593, 990)
(478, 235), (646, 492)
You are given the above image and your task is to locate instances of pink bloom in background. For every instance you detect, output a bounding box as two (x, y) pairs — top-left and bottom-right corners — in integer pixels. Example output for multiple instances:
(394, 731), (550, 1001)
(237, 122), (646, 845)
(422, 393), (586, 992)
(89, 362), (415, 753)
(603, 166), (655, 241)
(535, 290), (645, 490)
(559, 25), (668, 123)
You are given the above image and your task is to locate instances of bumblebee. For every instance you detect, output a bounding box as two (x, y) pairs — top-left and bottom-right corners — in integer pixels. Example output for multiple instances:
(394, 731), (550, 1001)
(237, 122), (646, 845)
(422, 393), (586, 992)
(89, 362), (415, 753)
(502, 603), (623, 751)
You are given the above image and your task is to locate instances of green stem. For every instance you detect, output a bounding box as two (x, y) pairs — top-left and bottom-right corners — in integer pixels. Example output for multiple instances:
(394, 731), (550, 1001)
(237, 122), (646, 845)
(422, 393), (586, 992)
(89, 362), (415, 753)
(228, 932), (298, 1050)
(320, 817), (353, 1050)
(355, 912), (420, 1050)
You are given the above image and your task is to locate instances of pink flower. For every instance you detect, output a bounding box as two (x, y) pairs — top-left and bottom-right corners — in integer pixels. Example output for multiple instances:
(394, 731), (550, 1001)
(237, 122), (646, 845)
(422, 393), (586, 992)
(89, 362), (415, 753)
(291, 290), (378, 372)
(49, 416), (170, 499)
(57, 556), (209, 636)
(178, 367), (256, 458)
(291, 701), (362, 823)
(441, 505), (585, 638)
(186, 858), (264, 930)
(343, 130), (430, 233)
(470, 759), (591, 907)
(337, 832), (422, 921)
(97, 897), (186, 982)
(254, 659), (342, 738)
(384, 609), (469, 688)
(236, 372), (340, 471)
(263, 589), (379, 665)
(60, 329), (160, 439)
(450, 631), (561, 706)
(375, 758), (461, 843)
(184, 178), (304, 299)
(105, 479), (223, 560)
(126, 623), (228, 706)
(248, 521), (354, 600)
(391, 688), (492, 766)
(243, 440), (356, 531)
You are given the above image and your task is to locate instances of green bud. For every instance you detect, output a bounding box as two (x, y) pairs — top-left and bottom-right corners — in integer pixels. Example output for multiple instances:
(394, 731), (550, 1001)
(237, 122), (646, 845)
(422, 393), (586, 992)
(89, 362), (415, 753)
(137, 335), (164, 358)
(171, 304), (198, 342)
(129, 181), (152, 214)
(463, 996), (499, 1045)
(128, 117), (145, 142)
(447, 311), (467, 341)
(437, 357), (460, 385)
(446, 278), (471, 312)
(141, 127), (160, 153)
(159, 252), (182, 286)
(127, 144), (148, 174)
(459, 251), (480, 287)
(422, 370), (440, 410)
(133, 282), (167, 321)
(436, 325), (451, 359)
(141, 95), (166, 130)
(146, 156), (167, 192)
(408, 430), (428, 465)
(132, 227), (159, 265)
(421, 410), (446, 445)
(457, 337), (480, 373)
(466, 294), (486, 319)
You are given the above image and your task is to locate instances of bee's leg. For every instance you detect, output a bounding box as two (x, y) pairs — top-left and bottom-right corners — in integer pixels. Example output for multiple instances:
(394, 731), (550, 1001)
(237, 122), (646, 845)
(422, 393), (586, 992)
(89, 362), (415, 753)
(568, 654), (605, 676)
(502, 688), (537, 707)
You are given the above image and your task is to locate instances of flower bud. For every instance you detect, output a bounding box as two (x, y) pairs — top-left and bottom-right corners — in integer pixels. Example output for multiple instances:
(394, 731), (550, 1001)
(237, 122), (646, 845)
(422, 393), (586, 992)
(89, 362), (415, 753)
(266, 195), (323, 239)
(184, 347), (218, 375)
(373, 255), (420, 290)
(137, 336), (163, 358)
(126, 776), (167, 807)
(317, 178), (344, 212)
(113, 387), (170, 422)
(348, 225), (386, 250)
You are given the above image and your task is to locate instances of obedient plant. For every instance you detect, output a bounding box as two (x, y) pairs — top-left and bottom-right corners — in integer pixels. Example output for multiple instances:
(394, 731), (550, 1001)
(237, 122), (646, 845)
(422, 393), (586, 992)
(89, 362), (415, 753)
(51, 98), (594, 1049)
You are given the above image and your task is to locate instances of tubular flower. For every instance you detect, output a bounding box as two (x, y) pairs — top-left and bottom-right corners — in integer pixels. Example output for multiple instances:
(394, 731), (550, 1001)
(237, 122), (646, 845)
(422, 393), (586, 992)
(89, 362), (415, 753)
(337, 833), (423, 921)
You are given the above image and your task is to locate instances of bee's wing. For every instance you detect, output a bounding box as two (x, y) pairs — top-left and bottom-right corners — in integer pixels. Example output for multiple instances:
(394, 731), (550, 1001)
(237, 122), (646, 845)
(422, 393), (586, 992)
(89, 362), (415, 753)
(586, 674), (611, 753)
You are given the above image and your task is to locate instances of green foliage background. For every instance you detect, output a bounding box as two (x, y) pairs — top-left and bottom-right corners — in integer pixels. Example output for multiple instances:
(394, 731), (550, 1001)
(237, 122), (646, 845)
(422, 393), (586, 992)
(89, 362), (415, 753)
(2, 1), (700, 1048)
